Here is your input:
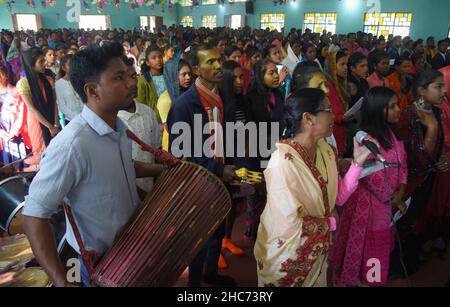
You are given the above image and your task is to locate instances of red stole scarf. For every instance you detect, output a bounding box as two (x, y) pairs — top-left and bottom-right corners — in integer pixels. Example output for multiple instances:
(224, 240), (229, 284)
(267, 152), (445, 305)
(195, 78), (224, 123)
(195, 78), (224, 163)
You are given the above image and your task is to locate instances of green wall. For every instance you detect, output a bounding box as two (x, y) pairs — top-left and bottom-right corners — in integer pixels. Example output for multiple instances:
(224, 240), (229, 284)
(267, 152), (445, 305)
(1, 0), (449, 41)
(178, 0), (450, 40)
(0, 0), (177, 30)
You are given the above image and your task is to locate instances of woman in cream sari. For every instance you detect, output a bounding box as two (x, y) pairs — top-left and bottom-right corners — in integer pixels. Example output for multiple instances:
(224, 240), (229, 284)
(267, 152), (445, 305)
(254, 88), (376, 287)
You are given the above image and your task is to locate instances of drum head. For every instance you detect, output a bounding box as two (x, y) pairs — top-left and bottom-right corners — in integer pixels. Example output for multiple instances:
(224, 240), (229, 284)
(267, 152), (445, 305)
(0, 176), (29, 234)
(8, 208), (24, 235)
(10, 267), (51, 287)
(0, 235), (34, 268)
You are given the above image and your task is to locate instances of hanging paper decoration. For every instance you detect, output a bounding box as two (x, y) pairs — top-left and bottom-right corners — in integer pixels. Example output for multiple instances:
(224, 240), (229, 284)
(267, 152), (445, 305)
(82, 0), (90, 10)
(144, 0), (154, 8)
(271, 0), (288, 6)
(168, 0), (175, 13)
(129, 0), (138, 9)
(26, 0), (36, 9)
(96, 0), (105, 11)
(7, 0), (14, 12)
(49, 0), (56, 6)
(41, 0), (47, 8)
(114, 0), (120, 8)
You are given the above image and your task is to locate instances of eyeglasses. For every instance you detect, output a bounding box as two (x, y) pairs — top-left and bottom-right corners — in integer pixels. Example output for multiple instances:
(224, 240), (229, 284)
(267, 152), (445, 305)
(316, 107), (333, 114)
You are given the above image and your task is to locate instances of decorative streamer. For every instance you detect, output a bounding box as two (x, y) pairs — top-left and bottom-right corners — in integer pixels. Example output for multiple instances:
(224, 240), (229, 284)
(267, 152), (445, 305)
(7, 0), (15, 12)
(96, 0), (105, 11)
(144, 0), (154, 8)
(82, 0), (90, 10)
(26, 0), (36, 9)
(273, 0), (288, 6)
(129, 0), (138, 8)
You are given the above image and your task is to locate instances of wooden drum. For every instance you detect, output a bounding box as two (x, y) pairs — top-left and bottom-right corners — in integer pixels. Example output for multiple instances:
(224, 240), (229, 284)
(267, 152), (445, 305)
(92, 161), (231, 287)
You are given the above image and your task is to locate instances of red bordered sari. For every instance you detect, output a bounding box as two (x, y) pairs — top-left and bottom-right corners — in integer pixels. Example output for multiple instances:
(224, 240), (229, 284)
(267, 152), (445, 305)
(254, 139), (339, 287)
(255, 137), (363, 287)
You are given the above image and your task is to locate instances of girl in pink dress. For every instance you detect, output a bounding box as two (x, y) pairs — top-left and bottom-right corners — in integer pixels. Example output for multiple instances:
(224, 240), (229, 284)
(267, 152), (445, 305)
(331, 87), (408, 286)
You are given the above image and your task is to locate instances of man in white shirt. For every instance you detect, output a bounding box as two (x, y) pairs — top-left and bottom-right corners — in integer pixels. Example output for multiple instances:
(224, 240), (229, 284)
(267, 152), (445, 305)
(118, 57), (162, 195)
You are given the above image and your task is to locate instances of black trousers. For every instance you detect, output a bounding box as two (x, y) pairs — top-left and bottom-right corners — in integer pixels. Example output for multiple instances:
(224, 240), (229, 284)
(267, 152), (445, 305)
(188, 221), (226, 287)
(390, 173), (437, 276)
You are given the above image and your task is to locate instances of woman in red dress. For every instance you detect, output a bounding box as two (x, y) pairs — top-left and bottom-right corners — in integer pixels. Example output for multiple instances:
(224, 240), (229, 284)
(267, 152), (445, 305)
(419, 66), (450, 253)
(326, 50), (352, 155)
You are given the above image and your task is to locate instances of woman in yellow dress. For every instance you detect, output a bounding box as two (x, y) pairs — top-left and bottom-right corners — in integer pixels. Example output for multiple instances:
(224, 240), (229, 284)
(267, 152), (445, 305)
(254, 88), (377, 287)
(157, 59), (192, 151)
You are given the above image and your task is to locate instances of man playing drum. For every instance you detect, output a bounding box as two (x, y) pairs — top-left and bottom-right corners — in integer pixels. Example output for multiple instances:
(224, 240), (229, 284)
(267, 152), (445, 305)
(22, 42), (165, 287)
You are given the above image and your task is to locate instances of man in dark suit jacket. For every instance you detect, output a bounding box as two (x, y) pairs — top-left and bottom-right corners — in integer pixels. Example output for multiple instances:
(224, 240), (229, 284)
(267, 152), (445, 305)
(431, 40), (450, 70)
(167, 43), (238, 287)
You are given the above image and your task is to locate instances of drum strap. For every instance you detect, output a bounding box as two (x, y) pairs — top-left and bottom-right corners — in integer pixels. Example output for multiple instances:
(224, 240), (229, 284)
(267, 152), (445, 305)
(126, 129), (178, 166)
(63, 203), (99, 283)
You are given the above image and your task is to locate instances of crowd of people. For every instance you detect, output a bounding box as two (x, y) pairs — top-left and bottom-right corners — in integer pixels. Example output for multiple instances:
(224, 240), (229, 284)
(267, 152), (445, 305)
(1, 24), (450, 287)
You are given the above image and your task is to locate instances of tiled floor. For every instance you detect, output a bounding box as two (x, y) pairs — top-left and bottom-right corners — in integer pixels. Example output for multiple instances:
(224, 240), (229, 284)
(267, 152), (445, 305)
(176, 214), (450, 287)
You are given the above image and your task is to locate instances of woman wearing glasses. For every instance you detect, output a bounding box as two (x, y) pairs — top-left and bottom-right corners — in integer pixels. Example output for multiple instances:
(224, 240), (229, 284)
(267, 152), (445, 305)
(331, 87), (408, 287)
(292, 61), (338, 152)
(254, 88), (375, 287)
